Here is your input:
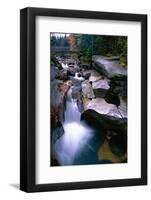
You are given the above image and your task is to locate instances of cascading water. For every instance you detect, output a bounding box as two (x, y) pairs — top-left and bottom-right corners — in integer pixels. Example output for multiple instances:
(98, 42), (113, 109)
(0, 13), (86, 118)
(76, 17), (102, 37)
(54, 87), (93, 165)
(61, 63), (68, 69)
(65, 87), (81, 123)
(74, 72), (85, 81)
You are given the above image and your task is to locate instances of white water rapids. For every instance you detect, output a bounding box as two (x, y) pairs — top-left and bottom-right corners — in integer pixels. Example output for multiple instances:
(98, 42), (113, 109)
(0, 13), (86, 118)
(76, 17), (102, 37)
(54, 87), (93, 165)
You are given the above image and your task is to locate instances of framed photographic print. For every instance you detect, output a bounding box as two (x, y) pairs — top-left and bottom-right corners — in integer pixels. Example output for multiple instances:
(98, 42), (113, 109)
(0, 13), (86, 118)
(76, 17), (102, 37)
(20, 7), (147, 192)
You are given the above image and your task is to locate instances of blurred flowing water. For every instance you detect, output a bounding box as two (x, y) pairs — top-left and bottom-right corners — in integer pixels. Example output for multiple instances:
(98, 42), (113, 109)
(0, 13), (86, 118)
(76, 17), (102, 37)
(54, 87), (94, 165)
(61, 63), (68, 69)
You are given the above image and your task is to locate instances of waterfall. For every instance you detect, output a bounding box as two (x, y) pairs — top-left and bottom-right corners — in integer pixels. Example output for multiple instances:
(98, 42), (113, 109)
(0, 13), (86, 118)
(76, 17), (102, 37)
(65, 88), (81, 123)
(74, 72), (85, 81)
(61, 63), (68, 69)
(54, 87), (93, 165)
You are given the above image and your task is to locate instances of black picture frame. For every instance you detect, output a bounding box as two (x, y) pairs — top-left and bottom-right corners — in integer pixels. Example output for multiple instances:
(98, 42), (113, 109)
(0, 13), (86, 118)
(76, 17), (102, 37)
(20, 7), (147, 192)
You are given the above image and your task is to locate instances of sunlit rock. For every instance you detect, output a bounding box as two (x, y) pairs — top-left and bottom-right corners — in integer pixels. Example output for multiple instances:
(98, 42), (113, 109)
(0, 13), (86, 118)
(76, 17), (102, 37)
(81, 109), (127, 132)
(92, 55), (127, 78)
(81, 80), (95, 99)
(83, 98), (127, 119)
(98, 140), (127, 163)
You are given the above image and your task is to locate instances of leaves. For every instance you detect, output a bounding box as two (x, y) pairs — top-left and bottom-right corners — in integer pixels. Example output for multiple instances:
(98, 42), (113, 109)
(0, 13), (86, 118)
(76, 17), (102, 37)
(68, 34), (75, 51)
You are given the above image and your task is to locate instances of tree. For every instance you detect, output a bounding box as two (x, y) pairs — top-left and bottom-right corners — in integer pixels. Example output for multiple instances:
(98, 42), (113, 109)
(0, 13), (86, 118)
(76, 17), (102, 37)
(68, 34), (75, 51)
(51, 34), (69, 47)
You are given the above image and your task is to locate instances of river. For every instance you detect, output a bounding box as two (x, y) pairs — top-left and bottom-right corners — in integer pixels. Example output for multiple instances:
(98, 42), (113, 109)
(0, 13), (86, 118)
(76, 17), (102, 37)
(52, 56), (127, 166)
(53, 69), (111, 166)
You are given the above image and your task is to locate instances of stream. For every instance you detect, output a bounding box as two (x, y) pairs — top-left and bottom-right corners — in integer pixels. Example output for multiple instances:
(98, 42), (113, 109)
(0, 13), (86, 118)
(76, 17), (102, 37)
(52, 56), (127, 166)
(54, 73), (106, 166)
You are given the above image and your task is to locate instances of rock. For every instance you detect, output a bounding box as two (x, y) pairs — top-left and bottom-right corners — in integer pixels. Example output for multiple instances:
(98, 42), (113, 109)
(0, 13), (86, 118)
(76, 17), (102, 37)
(68, 62), (75, 66)
(92, 62), (108, 77)
(51, 65), (59, 81)
(92, 78), (110, 90)
(85, 69), (101, 80)
(77, 99), (84, 112)
(81, 80), (95, 99)
(68, 67), (78, 75)
(98, 140), (127, 163)
(51, 120), (64, 145)
(83, 72), (91, 80)
(51, 56), (63, 70)
(83, 98), (127, 119)
(67, 70), (75, 77)
(81, 109), (127, 134)
(55, 69), (68, 80)
(108, 130), (127, 157)
(93, 88), (107, 98)
(51, 153), (60, 166)
(105, 56), (120, 61)
(109, 75), (127, 97)
(80, 64), (91, 69)
(68, 64), (75, 68)
(81, 109), (127, 159)
(51, 79), (64, 114)
(73, 68), (110, 95)
(51, 80), (72, 147)
(51, 79), (71, 124)
(104, 90), (120, 107)
(84, 69), (110, 90)
(92, 55), (127, 78)
(66, 58), (76, 64)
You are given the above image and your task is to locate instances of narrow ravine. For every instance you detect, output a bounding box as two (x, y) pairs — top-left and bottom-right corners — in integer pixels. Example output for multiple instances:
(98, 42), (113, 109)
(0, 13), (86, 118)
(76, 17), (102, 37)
(51, 55), (127, 166)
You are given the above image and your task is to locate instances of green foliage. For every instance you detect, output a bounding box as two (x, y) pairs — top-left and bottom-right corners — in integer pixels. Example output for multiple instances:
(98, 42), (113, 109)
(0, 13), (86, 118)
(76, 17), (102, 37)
(74, 34), (127, 66)
(117, 37), (127, 66)
(50, 34), (69, 47)
(50, 33), (127, 66)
